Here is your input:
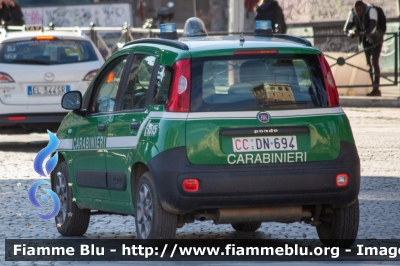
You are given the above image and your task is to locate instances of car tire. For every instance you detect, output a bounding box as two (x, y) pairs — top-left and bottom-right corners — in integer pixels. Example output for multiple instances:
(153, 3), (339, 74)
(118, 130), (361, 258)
(51, 161), (90, 236)
(135, 171), (177, 239)
(316, 199), (359, 247)
(231, 222), (262, 232)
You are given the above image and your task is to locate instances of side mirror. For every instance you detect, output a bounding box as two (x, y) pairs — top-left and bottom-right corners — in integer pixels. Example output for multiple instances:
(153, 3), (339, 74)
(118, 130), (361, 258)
(62, 91), (82, 110)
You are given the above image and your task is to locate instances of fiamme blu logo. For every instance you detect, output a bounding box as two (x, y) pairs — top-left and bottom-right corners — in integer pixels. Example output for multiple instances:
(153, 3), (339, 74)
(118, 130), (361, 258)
(28, 130), (60, 220)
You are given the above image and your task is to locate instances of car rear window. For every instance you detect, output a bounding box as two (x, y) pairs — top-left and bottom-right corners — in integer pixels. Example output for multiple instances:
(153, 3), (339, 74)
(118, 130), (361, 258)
(0, 39), (99, 65)
(191, 54), (329, 111)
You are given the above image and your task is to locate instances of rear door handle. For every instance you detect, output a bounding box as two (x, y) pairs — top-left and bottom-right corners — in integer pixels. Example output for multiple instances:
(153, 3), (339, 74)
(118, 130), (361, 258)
(130, 122), (140, 130)
(98, 124), (106, 131)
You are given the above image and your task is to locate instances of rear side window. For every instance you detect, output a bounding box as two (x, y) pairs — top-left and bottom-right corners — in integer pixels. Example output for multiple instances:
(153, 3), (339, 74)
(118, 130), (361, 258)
(153, 65), (173, 105)
(191, 55), (328, 111)
(0, 39), (99, 65)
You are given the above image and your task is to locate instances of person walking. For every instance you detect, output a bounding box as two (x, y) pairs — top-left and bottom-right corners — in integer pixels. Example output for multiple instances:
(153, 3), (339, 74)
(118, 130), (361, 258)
(0, 0), (25, 28)
(255, 0), (286, 33)
(344, 1), (384, 96)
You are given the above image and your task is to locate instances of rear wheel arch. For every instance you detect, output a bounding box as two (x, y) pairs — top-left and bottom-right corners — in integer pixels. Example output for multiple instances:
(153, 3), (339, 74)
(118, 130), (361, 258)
(131, 162), (149, 198)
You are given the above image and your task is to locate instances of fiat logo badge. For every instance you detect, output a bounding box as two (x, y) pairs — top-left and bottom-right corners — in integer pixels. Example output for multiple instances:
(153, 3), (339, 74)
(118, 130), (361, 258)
(257, 111), (270, 123)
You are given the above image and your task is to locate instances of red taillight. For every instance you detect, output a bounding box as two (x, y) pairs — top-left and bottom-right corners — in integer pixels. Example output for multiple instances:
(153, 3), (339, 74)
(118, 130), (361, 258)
(336, 173), (349, 187)
(0, 72), (14, 83)
(318, 54), (339, 107)
(8, 116), (25, 121)
(182, 179), (199, 192)
(166, 59), (191, 112)
(83, 69), (99, 81)
(234, 49), (279, 56)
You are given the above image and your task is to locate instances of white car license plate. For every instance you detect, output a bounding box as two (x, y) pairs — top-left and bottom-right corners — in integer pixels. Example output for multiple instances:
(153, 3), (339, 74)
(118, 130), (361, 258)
(28, 86), (70, 96)
(232, 136), (297, 152)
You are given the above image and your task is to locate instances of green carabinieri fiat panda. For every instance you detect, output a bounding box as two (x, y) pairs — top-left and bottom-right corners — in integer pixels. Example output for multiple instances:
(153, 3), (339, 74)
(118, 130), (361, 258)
(54, 18), (360, 247)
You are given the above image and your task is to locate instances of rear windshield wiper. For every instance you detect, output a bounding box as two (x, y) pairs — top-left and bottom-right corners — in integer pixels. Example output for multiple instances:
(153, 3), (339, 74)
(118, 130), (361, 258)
(10, 59), (51, 65)
(258, 101), (310, 107)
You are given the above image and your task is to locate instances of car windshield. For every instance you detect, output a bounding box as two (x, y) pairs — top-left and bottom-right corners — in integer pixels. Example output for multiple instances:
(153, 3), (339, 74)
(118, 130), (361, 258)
(191, 54), (329, 111)
(0, 39), (99, 65)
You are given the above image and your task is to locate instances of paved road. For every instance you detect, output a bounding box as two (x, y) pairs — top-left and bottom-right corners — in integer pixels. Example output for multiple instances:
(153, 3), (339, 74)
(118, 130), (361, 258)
(1, 107), (400, 265)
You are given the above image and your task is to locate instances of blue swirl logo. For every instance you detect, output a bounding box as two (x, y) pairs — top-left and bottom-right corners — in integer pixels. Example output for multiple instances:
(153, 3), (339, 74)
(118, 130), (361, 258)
(34, 130), (59, 177)
(29, 130), (60, 220)
(28, 180), (61, 220)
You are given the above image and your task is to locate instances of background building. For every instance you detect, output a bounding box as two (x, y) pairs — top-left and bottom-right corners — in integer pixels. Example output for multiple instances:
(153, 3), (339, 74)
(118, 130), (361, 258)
(13, 0), (400, 95)
(18, 0), (92, 5)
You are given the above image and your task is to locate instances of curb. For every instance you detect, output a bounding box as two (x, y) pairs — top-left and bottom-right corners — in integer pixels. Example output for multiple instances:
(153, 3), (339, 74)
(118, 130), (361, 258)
(339, 96), (400, 108)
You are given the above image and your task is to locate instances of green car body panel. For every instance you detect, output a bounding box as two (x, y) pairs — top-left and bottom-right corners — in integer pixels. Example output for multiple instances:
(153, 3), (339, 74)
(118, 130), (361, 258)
(56, 36), (358, 216)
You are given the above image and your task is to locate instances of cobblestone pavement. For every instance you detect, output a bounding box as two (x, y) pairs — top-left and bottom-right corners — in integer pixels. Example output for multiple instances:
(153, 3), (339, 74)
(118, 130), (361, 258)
(1, 107), (400, 265)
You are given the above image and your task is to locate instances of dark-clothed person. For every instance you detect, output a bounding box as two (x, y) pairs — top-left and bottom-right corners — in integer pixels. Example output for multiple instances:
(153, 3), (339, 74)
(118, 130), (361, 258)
(344, 0), (384, 96)
(0, 0), (25, 27)
(255, 0), (286, 33)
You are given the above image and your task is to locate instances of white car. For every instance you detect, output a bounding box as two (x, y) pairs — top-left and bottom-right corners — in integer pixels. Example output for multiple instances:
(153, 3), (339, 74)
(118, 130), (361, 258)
(0, 28), (104, 133)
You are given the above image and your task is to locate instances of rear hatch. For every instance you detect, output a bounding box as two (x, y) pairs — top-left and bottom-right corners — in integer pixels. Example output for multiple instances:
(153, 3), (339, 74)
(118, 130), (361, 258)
(0, 38), (101, 105)
(186, 52), (343, 165)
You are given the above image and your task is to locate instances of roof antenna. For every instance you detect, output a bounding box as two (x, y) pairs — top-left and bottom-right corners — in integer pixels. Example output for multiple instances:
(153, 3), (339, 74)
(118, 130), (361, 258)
(240, 33), (245, 45)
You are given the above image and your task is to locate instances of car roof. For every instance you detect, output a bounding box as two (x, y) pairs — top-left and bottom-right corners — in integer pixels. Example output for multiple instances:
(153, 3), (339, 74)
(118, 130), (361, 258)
(182, 35), (312, 49)
(123, 35), (319, 54)
(0, 29), (91, 43)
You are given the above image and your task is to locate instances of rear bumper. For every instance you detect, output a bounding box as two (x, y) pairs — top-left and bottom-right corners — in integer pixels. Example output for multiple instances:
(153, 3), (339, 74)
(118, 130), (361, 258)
(0, 113), (67, 126)
(148, 141), (360, 214)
